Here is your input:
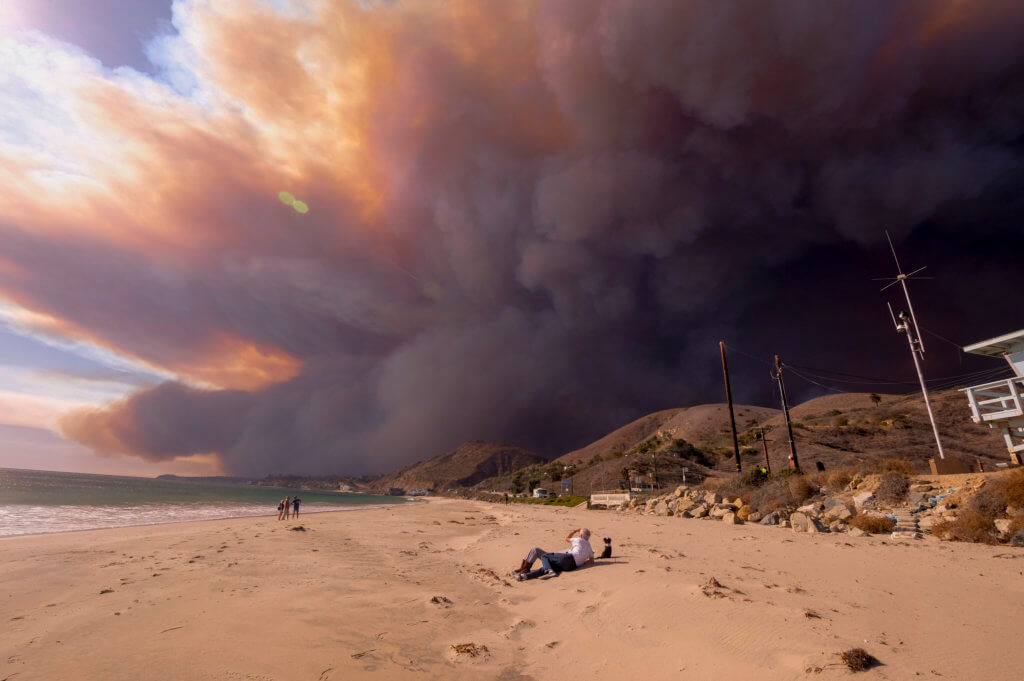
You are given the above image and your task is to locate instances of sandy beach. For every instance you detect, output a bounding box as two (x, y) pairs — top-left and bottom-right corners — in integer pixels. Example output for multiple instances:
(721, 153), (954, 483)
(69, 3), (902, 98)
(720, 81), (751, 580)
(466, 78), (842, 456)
(2, 498), (1023, 680)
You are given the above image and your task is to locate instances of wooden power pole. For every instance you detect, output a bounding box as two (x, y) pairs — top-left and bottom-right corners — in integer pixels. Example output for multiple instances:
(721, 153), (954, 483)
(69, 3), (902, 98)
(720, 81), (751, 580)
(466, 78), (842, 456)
(773, 355), (800, 471)
(720, 342), (742, 472)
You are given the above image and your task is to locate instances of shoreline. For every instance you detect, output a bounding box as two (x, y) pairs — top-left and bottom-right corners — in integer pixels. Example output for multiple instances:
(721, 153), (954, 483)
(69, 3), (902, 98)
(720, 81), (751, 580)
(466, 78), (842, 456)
(0, 501), (414, 540)
(2, 498), (1022, 680)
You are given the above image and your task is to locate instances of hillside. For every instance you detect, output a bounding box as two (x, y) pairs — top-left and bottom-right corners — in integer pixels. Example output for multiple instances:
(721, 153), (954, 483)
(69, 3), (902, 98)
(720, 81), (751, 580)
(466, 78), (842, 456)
(370, 440), (548, 492)
(474, 389), (1010, 496)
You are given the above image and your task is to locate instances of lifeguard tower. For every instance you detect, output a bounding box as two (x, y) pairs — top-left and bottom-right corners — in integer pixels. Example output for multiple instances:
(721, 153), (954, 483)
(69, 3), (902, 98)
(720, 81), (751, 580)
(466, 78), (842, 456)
(961, 329), (1024, 464)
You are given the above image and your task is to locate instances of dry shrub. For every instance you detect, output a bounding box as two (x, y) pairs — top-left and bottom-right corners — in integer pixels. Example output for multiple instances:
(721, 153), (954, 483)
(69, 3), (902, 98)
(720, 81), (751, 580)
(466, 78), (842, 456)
(826, 469), (855, 492)
(868, 458), (918, 476)
(1008, 515), (1024, 536)
(848, 513), (894, 534)
(749, 479), (796, 514)
(931, 510), (997, 544)
(931, 483), (1002, 543)
(840, 648), (879, 672)
(806, 471), (828, 490)
(703, 477), (729, 491)
(788, 474), (817, 502)
(995, 468), (1024, 508)
(875, 472), (910, 503)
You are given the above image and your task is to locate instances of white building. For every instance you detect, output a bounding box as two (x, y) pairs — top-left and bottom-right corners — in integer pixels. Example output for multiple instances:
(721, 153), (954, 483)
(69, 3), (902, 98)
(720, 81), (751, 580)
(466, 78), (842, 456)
(961, 329), (1024, 464)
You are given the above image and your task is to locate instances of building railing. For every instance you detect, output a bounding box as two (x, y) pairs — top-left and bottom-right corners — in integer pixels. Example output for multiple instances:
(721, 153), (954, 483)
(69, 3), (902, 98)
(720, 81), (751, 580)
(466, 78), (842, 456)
(961, 376), (1024, 423)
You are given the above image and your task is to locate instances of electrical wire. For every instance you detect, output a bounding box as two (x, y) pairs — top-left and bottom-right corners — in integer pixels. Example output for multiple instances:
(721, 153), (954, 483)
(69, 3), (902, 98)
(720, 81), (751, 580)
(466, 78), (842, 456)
(721, 343), (772, 366)
(785, 362), (1010, 388)
(784, 367), (847, 394)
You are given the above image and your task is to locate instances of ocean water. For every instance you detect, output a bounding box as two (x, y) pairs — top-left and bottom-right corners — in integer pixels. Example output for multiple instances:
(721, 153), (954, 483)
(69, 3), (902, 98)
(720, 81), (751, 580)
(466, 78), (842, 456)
(0, 468), (405, 537)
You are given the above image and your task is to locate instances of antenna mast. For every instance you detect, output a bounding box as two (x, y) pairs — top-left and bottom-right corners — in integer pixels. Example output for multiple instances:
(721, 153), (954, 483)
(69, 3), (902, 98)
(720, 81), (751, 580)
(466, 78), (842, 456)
(878, 233), (945, 459)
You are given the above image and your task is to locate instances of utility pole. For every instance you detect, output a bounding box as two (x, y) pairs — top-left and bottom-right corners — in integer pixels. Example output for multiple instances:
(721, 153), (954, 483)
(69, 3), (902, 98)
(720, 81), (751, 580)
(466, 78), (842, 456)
(720, 341), (742, 472)
(759, 425), (772, 474)
(878, 232), (945, 459)
(891, 307), (946, 459)
(772, 355), (800, 471)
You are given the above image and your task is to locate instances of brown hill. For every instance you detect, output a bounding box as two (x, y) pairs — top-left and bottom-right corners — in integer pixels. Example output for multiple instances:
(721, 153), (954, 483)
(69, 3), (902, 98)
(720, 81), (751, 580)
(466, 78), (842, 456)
(475, 389), (1010, 496)
(755, 389), (1007, 471)
(370, 440), (547, 493)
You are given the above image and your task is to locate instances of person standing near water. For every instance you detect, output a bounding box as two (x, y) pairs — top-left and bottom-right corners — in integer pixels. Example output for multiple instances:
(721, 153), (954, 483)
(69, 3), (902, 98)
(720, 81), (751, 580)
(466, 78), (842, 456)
(277, 498), (286, 520)
(283, 496), (291, 520)
(292, 496), (301, 518)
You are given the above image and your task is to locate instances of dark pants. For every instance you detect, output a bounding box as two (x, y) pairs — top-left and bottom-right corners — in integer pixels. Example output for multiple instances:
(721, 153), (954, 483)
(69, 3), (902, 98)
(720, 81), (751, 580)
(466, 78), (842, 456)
(521, 552), (576, 580)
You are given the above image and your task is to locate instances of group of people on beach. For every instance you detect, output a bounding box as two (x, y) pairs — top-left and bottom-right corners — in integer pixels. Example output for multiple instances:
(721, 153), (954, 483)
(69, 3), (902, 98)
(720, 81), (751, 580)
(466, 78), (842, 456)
(277, 496), (301, 520)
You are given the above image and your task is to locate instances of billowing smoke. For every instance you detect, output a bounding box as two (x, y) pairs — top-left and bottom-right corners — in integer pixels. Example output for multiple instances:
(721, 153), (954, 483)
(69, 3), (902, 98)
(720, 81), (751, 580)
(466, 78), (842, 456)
(2, 1), (1023, 474)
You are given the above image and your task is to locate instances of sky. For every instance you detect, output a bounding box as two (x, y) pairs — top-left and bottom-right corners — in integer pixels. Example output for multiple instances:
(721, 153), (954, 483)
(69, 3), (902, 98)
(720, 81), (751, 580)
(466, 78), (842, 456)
(1, 0), (1022, 478)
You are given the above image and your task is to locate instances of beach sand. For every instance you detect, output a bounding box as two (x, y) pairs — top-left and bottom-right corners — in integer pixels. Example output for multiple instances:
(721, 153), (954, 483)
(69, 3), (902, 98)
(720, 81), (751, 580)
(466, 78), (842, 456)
(2, 498), (1023, 680)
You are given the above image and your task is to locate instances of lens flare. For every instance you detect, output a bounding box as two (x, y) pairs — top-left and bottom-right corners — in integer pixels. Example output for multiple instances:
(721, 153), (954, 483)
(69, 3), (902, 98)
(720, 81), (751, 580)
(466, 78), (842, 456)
(278, 191), (295, 205)
(292, 200), (309, 214)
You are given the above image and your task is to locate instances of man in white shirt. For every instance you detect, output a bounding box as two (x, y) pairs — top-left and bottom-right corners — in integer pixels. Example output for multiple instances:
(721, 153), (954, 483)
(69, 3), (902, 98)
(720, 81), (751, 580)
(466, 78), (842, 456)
(514, 528), (595, 581)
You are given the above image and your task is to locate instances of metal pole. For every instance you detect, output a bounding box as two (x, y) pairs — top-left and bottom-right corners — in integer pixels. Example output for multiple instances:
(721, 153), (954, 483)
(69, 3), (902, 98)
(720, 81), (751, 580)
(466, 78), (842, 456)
(774, 355), (800, 471)
(720, 342), (742, 472)
(760, 425), (772, 475)
(899, 313), (945, 459)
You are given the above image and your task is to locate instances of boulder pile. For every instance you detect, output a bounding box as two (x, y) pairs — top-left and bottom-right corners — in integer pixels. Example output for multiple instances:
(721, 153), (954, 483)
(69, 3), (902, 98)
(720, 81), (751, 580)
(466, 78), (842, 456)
(613, 475), (991, 540)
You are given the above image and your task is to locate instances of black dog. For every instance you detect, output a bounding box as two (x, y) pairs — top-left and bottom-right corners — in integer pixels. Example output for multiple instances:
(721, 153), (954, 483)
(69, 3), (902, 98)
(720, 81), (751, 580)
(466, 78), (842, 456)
(599, 537), (612, 559)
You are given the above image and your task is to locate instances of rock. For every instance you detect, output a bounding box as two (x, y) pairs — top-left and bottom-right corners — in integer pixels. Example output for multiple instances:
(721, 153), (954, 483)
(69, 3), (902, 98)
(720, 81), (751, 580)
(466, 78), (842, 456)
(796, 503), (822, 517)
(822, 498), (853, 521)
(722, 512), (740, 525)
(736, 505), (752, 521)
(667, 499), (680, 514)
(917, 516), (937, 531)
(710, 506), (731, 519)
(678, 509), (693, 519)
(849, 527), (868, 538)
(994, 519), (1012, 536)
(790, 512), (811, 533)
(704, 492), (723, 505)
(853, 492), (874, 511)
(907, 492), (929, 506)
(759, 512), (779, 526)
(1010, 530), (1024, 547)
(748, 511), (763, 523)
(692, 504), (710, 518)
(890, 530), (922, 540)
(779, 519), (789, 528)
(674, 485), (688, 497)
(909, 484), (934, 493)
(829, 520), (848, 532)
(791, 512), (825, 533)
(1007, 505), (1021, 517)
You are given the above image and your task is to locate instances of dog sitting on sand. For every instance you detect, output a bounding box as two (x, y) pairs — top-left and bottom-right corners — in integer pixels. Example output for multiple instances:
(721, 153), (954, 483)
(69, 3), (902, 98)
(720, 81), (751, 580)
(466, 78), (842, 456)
(599, 537), (612, 559)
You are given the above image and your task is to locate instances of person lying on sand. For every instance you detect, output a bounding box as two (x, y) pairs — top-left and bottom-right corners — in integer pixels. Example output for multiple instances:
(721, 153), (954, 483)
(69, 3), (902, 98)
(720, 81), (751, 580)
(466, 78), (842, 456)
(514, 527), (594, 581)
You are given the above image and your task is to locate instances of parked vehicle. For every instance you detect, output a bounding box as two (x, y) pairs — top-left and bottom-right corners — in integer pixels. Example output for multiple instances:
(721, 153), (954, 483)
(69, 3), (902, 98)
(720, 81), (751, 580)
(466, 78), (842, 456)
(532, 488), (549, 499)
